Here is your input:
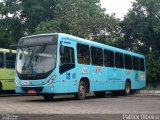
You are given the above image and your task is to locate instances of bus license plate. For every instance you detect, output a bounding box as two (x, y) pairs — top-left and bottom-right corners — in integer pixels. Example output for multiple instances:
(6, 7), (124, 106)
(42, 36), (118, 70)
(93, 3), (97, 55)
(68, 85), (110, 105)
(28, 90), (36, 94)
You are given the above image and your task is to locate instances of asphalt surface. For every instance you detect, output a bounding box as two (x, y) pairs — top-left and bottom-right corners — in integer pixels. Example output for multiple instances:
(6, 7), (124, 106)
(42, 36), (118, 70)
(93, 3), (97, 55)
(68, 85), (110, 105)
(0, 92), (159, 120)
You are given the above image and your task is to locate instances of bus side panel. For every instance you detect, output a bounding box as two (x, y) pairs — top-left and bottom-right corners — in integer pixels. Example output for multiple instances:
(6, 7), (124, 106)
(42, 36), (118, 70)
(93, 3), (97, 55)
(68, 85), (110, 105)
(131, 70), (146, 90)
(0, 68), (15, 90)
(58, 68), (78, 93)
(76, 64), (92, 90)
(112, 68), (126, 90)
(90, 65), (104, 91)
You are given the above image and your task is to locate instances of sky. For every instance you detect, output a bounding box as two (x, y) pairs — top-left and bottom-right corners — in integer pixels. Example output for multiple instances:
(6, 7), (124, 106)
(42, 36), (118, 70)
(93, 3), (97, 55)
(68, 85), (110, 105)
(100, 0), (135, 19)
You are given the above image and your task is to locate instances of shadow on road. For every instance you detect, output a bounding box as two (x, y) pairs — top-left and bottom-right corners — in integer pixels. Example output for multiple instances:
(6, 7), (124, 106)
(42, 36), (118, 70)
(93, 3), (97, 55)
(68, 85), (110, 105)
(19, 93), (122, 103)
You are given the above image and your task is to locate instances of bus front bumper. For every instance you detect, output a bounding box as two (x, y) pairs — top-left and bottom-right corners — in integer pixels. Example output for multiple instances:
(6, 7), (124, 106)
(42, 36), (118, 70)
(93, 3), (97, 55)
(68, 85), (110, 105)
(15, 83), (61, 94)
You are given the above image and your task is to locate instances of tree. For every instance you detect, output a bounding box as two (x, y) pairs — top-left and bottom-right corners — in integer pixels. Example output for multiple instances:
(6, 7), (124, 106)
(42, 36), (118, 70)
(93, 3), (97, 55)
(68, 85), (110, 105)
(20, 0), (56, 34)
(120, 0), (160, 85)
(0, 0), (120, 47)
(35, 0), (121, 44)
(120, 0), (160, 53)
(0, 0), (23, 47)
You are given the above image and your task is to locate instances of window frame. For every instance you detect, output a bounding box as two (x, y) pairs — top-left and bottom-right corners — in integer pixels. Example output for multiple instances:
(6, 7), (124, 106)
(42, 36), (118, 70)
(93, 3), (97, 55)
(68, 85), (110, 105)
(91, 46), (103, 66)
(77, 43), (90, 65)
(140, 58), (145, 71)
(124, 54), (132, 70)
(104, 49), (115, 67)
(5, 53), (16, 69)
(59, 45), (75, 74)
(0, 52), (4, 68)
(133, 56), (140, 70)
(115, 52), (124, 69)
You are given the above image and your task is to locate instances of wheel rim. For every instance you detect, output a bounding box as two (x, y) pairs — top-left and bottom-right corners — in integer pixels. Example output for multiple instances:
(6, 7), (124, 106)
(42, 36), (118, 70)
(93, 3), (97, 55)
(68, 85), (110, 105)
(79, 85), (85, 97)
(126, 83), (130, 94)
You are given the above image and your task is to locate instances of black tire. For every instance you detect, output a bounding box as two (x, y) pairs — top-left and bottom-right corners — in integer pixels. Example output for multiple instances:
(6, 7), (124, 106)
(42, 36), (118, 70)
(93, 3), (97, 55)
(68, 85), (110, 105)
(94, 91), (106, 98)
(75, 81), (86, 100)
(43, 94), (54, 101)
(124, 81), (131, 96)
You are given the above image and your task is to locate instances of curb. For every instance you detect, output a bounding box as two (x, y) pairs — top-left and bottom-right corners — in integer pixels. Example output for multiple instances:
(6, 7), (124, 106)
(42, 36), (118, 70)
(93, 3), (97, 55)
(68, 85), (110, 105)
(139, 90), (160, 94)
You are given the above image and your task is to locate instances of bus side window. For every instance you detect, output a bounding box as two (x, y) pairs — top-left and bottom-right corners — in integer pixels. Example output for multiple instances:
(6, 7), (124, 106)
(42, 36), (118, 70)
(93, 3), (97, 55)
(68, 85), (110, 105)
(140, 58), (145, 71)
(77, 43), (90, 65)
(60, 45), (75, 74)
(104, 50), (114, 67)
(133, 56), (140, 70)
(6, 53), (16, 68)
(124, 54), (132, 70)
(91, 47), (103, 66)
(115, 52), (124, 68)
(0, 53), (4, 68)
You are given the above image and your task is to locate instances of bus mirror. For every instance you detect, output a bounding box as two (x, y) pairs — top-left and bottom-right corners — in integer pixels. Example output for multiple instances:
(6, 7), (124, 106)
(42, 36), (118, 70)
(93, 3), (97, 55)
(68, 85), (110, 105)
(9, 44), (17, 54)
(9, 44), (17, 49)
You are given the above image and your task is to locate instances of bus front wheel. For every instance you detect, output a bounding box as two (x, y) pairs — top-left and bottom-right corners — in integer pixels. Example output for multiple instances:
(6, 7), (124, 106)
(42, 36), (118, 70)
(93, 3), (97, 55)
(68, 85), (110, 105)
(75, 81), (86, 100)
(43, 94), (54, 101)
(94, 91), (106, 98)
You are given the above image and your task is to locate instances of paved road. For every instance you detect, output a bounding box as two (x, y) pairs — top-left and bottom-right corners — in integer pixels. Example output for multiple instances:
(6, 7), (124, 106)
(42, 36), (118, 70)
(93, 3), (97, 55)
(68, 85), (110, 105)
(0, 93), (159, 115)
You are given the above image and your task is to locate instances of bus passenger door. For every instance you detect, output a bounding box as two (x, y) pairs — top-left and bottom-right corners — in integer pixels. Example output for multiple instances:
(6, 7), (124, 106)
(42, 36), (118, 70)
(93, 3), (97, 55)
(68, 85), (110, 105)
(59, 40), (77, 93)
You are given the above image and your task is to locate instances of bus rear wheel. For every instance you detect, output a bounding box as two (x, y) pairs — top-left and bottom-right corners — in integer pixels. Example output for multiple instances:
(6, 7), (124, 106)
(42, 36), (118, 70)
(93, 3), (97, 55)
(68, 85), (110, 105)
(124, 81), (131, 96)
(43, 94), (54, 101)
(75, 81), (86, 100)
(94, 91), (106, 98)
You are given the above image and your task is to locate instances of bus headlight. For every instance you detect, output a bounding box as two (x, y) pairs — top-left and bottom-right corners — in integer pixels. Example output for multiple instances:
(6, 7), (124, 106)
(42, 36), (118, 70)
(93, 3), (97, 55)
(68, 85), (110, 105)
(47, 75), (56, 85)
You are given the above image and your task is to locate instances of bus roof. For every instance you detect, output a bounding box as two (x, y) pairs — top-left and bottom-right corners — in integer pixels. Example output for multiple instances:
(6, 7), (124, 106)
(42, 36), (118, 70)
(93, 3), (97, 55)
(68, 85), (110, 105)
(59, 33), (145, 58)
(0, 48), (16, 53)
(21, 33), (145, 58)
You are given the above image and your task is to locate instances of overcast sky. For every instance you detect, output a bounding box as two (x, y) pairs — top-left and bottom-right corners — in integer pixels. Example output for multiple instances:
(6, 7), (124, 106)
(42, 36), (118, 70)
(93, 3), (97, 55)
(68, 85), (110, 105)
(100, 0), (135, 19)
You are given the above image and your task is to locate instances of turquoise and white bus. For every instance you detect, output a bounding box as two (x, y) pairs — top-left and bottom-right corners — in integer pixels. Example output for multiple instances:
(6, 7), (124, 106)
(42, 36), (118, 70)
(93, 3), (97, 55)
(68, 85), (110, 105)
(15, 33), (146, 100)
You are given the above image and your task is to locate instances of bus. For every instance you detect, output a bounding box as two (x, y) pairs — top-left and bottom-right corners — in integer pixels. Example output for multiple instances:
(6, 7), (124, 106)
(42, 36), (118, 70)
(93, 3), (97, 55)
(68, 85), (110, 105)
(0, 48), (16, 92)
(14, 33), (146, 100)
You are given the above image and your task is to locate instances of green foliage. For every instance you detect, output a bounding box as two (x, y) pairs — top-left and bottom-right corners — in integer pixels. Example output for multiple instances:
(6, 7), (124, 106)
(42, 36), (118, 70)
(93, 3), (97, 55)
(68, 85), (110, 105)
(21, 0), (56, 34)
(35, 0), (121, 44)
(0, 0), (120, 48)
(120, 0), (160, 53)
(146, 52), (160, 86)
(120, 0), (160, 85)
(0, 0), (23, 48)
(0, 0), (160, 85)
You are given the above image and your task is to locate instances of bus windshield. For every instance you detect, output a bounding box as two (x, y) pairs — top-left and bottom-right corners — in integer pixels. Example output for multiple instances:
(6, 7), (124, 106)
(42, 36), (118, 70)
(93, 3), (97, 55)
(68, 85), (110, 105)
(16, 35), (58, 80)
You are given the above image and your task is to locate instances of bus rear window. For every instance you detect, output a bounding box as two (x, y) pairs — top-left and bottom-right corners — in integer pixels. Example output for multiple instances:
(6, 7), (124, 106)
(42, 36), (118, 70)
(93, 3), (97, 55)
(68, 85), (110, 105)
(6, 53), (16, 68)
(133, 56), (139, 70)
(140, 58), (145, 71)
(0, 53), (4, 68)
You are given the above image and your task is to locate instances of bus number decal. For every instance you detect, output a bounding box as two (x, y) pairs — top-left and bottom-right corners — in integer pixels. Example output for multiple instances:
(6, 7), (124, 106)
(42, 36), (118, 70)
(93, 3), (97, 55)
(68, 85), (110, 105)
(82, 68), (87, 74)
